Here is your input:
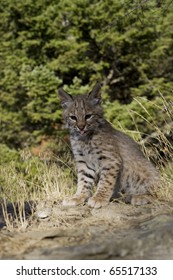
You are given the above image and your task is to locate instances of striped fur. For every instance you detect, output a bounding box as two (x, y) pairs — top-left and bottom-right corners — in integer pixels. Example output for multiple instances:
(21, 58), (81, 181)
(58, 83), (160, 208)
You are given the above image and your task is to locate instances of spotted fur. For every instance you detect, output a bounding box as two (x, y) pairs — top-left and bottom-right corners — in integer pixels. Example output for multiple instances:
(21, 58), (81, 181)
(58, 83), (160, 208)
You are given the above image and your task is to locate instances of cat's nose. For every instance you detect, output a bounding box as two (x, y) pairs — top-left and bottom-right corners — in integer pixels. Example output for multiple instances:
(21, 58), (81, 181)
(77, 123), (85, 131)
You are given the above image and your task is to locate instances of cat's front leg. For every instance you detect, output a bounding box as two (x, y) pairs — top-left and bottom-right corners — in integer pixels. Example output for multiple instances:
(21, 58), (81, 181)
(63, 166), (95, 207)
(88, 161), (121, 208)
(62, 192), (90, 206)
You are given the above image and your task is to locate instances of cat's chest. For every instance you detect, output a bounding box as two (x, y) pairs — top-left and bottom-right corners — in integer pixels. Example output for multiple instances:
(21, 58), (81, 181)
(71, 139), (100, 165)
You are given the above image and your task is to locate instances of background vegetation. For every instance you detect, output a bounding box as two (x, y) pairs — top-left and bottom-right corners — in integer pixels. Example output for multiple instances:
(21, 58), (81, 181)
(0, 0), (173, 149)
(0, 0), (173, 225)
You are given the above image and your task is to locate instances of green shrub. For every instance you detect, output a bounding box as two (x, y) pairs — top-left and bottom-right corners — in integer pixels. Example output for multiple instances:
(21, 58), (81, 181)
(0, 0), (173, 148)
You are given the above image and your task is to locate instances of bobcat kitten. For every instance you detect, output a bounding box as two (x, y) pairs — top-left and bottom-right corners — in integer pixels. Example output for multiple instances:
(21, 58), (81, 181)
(58, 83), (160, 208)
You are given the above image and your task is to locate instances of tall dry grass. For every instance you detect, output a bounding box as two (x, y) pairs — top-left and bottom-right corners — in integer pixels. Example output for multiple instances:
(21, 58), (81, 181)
(0, 149), (76, 231)
(125, 94), (173, 202)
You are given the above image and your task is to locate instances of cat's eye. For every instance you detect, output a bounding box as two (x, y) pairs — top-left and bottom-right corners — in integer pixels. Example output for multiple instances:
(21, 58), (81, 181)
(85, 114), (92, 120)
(69, 115), (77, 121)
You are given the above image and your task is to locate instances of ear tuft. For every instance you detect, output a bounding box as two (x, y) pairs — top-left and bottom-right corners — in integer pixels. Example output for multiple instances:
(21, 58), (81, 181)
(88, 82), (102, 105)
(58, 88), (73, 108)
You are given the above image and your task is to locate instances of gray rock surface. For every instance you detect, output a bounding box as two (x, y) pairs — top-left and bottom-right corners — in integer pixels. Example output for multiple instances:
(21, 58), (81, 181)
(0, 201), (173, 259)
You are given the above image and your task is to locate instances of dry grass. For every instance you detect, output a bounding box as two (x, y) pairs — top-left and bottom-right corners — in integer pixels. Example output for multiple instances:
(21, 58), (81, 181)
(1, 146), (173, 232)
(158, 163), (173, 202)
(0, 150), (76, 231)
(126, 94), (173, 203)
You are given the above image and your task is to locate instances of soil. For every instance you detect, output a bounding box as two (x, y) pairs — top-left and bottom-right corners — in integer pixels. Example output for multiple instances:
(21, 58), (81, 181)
(0, 200), (173, 259)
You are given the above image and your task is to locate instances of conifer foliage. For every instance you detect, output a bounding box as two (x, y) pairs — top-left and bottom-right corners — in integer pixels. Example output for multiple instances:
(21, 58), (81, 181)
(0, 0), (173, 148)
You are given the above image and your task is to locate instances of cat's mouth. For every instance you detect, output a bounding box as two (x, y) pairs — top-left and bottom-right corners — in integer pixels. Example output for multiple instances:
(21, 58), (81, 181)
(77, 125), (94, 135)
(79, 129), (86, 135)
(76, 127), (88, 135)
(75, 125), (92, 135)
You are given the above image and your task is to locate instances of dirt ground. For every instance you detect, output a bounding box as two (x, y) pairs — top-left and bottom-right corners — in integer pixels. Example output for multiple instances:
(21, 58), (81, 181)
(1, 199), (173, 260)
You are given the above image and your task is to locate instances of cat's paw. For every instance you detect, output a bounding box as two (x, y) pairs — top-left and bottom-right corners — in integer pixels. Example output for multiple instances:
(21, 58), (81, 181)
(88, 196), (109, 208)
(130, 194), (152, 206)
(62, 194), (89, 207)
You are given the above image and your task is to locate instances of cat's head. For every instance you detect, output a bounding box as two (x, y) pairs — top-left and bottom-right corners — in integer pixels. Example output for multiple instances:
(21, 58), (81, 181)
(58, 83), (103, 136)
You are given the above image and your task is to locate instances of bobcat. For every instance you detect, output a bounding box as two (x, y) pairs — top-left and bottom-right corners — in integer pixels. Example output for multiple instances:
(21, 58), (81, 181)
(58, 83), (160, 208)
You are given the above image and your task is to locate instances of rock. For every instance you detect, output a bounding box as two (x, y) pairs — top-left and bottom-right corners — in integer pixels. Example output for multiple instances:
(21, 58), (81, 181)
(23, 213), (173, 260)
(1, 202), (173, 259)
(36, 208), (52, 219)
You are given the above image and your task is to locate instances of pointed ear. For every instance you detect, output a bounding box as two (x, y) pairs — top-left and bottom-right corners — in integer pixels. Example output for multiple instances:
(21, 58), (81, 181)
(88, 82), (102, 105)
(58, 88), (73, 108)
